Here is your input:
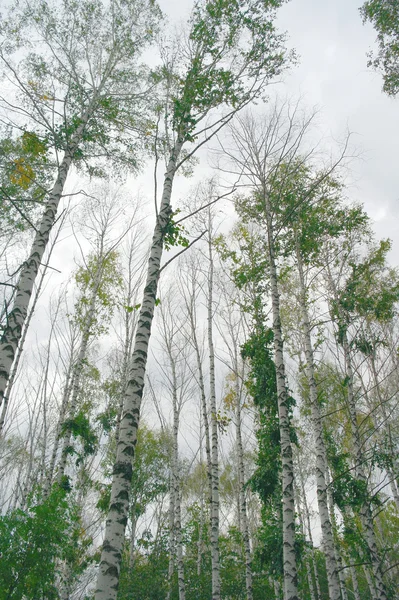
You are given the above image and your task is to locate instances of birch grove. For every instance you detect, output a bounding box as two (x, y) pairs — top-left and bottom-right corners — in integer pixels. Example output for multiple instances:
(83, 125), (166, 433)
(1, 2), (399, 600)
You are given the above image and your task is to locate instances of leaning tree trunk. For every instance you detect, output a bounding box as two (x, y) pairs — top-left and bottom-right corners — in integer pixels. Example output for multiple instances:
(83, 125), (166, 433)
(207, 225), (221, 600)
(295, 243), (341, 600)
(264, 191), (299, 600)
(0, 111), (93, 408)
(0, 226), (62, 433)
(94, 138), (184, 600)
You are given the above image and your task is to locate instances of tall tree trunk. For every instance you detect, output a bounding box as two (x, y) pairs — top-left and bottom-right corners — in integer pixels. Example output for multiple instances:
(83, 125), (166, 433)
(207, 224), (221, 600)
(294, 484), (318, 600)
(170, 352), (186, 600)
(183, 273), (212, 503)
(296, 466), (321, 600)
(233, 354), (253, 600)
(325, 468), (349, 600)
(0, 225), (62, 433)
(295, 243), (342, 600)
(94, 138), (184, 600)
(0, 110), (92, 406)
(264, 192), (299, 600)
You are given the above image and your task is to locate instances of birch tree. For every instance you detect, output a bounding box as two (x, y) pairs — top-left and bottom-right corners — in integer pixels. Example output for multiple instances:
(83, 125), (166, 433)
(95, 2), (293, 597)
(0, 0), (160, 407)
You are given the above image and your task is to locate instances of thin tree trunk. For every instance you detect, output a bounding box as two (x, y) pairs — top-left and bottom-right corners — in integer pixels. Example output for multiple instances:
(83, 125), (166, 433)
(94, 138), (184, 600)
(185, 280), (212, 504)
(295, 484), (317, 600)
(166, 472), (176, 600)
(295, 243), (341, 600)
(296, 468), (320, 600)
(207, 225), (221, 600)
(233, 355), (253, 600)
(170, 351), (186, 600)
(325, 467), (349, 600)
(264, 191), (299, 600)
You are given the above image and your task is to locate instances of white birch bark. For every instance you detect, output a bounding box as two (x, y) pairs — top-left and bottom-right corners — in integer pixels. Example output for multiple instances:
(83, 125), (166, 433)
(233, 352), (253, 600)
(166, 336), (186, 600)
(181, 267), (212, 503)
(207, 224), (221, 600)
(0, 106), (94, 409)
(296, 469), (321, 600)
(166, 471), (176, 600)
(295, 243), (341, 600)
(295, 485), (317, 600)
(94, 138), (184, 600)
(0, 228), (61, 433)
(264, 192), (299, 600)
(325, 467), (349, 600)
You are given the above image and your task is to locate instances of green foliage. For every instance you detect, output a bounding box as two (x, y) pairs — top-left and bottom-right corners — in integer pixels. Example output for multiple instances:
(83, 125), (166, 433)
(61, 410), (98, 463)
(242, 328), (281, 502)
(0, 0), (162, 177)
(336, 239), (399, 327)
(0, 130), (50, 233)
(73, 250), (123, 335)
(158, 0), (293, 143)
(324, 430), (370, 511)
(360, 0), (399, 96)
(0, 487), (90, 600)
(162, 210), (190, 251)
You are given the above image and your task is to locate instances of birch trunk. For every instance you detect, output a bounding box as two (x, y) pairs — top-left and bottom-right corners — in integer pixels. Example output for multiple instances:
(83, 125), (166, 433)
(183, 274), (212, 503)
(94, 138), (183, 600)
(295, 485), (317, 600)
(0, 231), (60, 433)
(325, 468), (349, 600)
(264, 192), (299, 600)
(207, 225), (221, 600)
(296, 469), (321, 600)
(295, 244), (341, 600)
(169, 349), (186, 600)
(0, 112), (92, 407)
(166, 472), (176, 600)
(233, 355), (253, 600)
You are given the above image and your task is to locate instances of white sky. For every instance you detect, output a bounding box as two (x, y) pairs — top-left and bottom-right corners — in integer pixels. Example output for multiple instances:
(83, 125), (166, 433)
(275, 0), (399, 251)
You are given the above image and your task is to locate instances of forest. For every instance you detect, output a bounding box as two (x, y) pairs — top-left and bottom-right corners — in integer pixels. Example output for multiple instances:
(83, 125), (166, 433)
(0, 1), (399, 599)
